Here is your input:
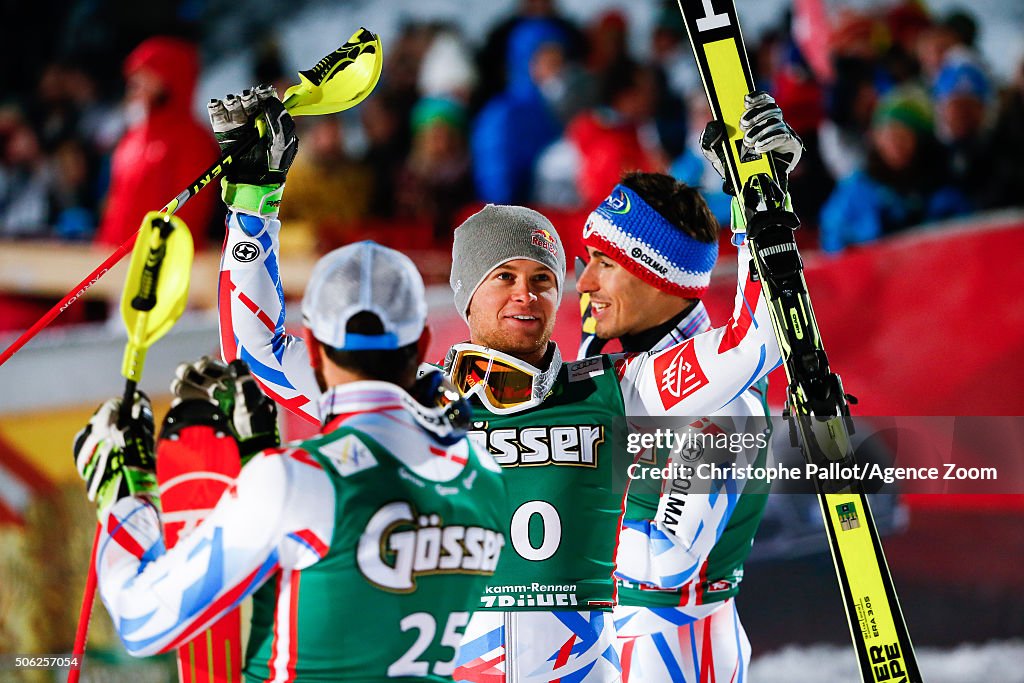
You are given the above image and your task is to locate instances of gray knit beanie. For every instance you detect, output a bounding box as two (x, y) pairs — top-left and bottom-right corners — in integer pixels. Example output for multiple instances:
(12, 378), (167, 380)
(450, 204), (566, 321)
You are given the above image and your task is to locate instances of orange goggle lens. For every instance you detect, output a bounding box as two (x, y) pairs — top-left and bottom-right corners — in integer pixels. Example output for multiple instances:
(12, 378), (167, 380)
(451, 351), (538, 410)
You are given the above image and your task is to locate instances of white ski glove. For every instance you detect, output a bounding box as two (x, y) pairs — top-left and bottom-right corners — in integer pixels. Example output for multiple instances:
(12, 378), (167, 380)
(73, 391), (156, 518)
(701, 90), (803, 194)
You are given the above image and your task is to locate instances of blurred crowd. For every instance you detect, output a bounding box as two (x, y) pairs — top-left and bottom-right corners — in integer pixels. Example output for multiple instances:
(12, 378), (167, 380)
(2, 0), (1023, 301)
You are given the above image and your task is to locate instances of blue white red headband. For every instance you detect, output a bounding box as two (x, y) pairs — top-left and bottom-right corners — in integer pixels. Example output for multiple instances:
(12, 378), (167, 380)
(583, 185), (718, 298)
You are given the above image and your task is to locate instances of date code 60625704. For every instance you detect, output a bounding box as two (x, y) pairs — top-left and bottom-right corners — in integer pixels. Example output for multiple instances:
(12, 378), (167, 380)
(3, 655), (81, 670)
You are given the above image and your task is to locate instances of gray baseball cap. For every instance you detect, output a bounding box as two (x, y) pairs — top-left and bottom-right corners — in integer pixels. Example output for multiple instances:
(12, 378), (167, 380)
(302, 241), (427, 350)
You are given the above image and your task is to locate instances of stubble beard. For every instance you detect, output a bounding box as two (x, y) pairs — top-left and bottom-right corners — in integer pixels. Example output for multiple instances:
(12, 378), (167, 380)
(475, 319), (555, 366)
(593, 316), (618, 341)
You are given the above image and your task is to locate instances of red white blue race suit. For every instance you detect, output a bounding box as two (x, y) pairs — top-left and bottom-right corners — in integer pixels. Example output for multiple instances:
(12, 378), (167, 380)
(217, 206), (781, 681)
(94, 382), (506, 681)
(579, 300), (772, 682)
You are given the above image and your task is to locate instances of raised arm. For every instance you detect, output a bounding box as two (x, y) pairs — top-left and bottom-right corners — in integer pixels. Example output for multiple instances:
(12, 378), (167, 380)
(618, 91), (805, 417)
(210, 87), (319, 423)
(220, 209), (319, 422)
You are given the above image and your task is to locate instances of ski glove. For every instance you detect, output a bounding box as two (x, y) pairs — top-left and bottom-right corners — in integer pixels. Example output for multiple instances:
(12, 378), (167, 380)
(73, 391), (157, 519)
(167, 356), (280, 461)
(409, 366), (474, 446)
(701, 90), (803, 194)
(209, 86), (298, 215)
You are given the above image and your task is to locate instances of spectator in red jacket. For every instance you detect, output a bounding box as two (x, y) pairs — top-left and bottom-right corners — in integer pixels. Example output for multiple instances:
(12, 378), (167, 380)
(567, 59), (664, 208)
(95, 37), (220, 250)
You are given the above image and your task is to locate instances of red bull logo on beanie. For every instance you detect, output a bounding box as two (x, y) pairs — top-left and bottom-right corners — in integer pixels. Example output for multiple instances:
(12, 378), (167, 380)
(531, 228), (557, 256)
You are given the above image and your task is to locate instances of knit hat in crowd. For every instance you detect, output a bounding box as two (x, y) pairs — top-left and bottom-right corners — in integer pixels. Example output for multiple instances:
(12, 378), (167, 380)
(450, 204), (566, 321)
(872, 88), (934, 135)
(411, 97), (467, 135)
(583, 184), (718, 298)
(933, 56), (991, 104)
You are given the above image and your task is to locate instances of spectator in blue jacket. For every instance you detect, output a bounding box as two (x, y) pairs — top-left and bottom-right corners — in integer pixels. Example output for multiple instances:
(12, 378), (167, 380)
(471, 18), (570, 204)
(819, 88), (971, 253)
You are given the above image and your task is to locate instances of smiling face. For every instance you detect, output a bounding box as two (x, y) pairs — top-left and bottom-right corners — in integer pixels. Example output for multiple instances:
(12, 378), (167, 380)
(576, 247), (691, 339)
(467, 259), (559, 367)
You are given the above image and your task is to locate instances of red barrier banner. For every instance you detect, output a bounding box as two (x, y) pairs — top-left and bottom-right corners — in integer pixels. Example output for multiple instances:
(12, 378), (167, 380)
(703, 217), (1024, 416)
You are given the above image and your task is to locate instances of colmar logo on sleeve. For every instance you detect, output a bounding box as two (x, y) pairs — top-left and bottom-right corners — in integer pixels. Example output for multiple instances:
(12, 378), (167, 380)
(652, 343), (709, 410)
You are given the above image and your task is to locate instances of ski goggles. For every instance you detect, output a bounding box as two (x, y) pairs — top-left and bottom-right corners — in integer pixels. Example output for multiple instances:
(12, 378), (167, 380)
(449, 344), (545, 415)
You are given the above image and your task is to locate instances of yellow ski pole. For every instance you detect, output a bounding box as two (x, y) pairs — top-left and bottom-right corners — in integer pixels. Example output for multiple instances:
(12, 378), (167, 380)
(70, 211), (194, 682)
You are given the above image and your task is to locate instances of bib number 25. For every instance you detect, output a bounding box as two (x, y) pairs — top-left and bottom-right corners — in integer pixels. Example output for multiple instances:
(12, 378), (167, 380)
(388, 611), (469, 678)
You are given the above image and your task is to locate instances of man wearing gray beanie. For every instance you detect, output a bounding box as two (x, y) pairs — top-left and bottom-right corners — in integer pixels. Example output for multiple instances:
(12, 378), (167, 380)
(450, 204), (566, 366)
(441, 181), (784, 678)
(215, 93), (788, 682)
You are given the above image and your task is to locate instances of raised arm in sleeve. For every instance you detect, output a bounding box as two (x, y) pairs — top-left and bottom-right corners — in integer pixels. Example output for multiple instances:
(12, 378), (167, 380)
(219, 208), (320, 423)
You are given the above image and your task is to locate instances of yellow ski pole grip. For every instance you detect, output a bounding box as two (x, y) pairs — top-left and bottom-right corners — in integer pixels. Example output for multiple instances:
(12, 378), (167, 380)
(132, 217), (175, 312)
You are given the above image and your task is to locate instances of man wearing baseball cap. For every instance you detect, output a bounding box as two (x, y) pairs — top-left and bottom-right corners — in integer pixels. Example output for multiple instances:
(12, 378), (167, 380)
(74, 238), (508, 680)
(214, 87), (785, 681)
